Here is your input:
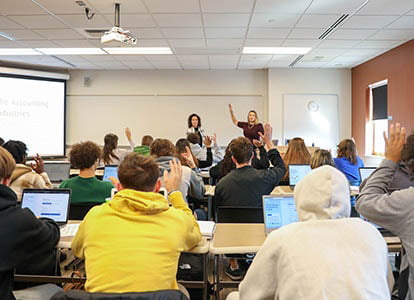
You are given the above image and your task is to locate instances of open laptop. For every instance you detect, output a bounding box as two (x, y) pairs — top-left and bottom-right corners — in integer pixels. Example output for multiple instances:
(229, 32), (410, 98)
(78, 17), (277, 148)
(21, 188), (71, 227)
(263, 195), (299, 235)
(103, 165), (118, 182)
(43, 162), (71, 183)
(359, 167), (376, 183)
(289, 164), (311, 189)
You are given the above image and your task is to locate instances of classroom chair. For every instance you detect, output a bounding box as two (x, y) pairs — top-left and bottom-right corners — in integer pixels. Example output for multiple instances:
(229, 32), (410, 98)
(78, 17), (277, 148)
(216, 206), (264, 223)
(69, 203), (101, 220)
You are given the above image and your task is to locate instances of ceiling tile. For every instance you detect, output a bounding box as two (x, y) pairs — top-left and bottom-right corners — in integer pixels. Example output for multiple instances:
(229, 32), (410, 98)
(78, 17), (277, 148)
(331, 55), (368, 63)
(0, 0), (47, 15)
(81, 55), (115, 62)
(306, 0), (368, 14)
(255, 0), (312, 14)
(307, 48), (347, 56)
(203, 14), (250, 27)
(328, 29), (377, 39)
(151, 61), (181, 68)
(250, 14), (300, 28)
(205, 27), (247, 38)
(127, 28), (164, 38)
(122, 61), (154, 67)
(169, 39), (205, 48)
(18, 40), (59, 47)
(109, 55), (147, 62)
(153, 14), (202, 27)
(55, 55), (90, 63)
(201, 0), (254, 13)
(357, 0), (414, 15)
(293, 61), (326, 68)
(409, 9), (414, 15)
(368, 29), (414, 40)
(54, 39), (98, 48)
(161, 27), (204, 38)
(238, 61), (268, 68)
(209, 55), (240, 62)
(268, 61), (290, 67)
(245, 39), (284, 46)
(145, 55), (177, 61)
(270, 54), (299, 61)
(0, 41), (26, 48)
(177, 55), (209, 63)
(89, 0), (147, 14)
(206, 39), (243, 48)
(288, 28), (324, 39)
(106, 14), (156, 27)
(0, 17), (24, 29)
(57, 14), (112, 28)
(241, 54), (273, 61)
(342, 48), (382, 56)
(210, 63), (238, 69)
(356, 40), (403, 49)
(8, 15), (67, 29)
(301, 54), (336, 62)
(387, 16), (414, 29)
(248, 28), (290, 38)
(34, 29), (84, 39)
(318, 39), (361, 48)
(34, 0), (86, 14)
(281, 39), (320, 47)
(296, 14), (341, 28)
(137, 39), (169, 46)
(142, 0), (200, 13)
(2, 29), (45, 40)
(341, 15), (399, 29)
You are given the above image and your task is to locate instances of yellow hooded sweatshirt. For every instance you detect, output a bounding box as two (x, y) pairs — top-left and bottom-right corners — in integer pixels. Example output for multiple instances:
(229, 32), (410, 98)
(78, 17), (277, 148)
(71, 189), (202, 293)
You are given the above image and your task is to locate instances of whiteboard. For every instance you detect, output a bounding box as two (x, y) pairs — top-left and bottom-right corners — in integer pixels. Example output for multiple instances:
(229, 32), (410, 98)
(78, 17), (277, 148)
(282, 94), (339, 151)
(66, 95), (264, 147)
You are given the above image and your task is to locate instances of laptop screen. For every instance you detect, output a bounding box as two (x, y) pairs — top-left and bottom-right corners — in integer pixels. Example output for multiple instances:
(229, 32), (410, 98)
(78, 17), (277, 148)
(289, 165), (311, 186)
(43, 162), (71, 182)
(359, 167), (376, 182)
(263, 196), (298, 232)
(21, 189), (71, 223)
(103, 165), (118, 182)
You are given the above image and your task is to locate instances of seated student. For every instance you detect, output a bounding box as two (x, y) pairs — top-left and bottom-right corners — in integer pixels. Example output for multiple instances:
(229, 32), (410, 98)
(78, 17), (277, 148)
(71, 155), (201, 294)
(209, 139), (270, 183)
(3, 140), (52, 202)
(334, 139), (364, 185)
(187, 133), (223, 164)
(60, 142), (113, 204)
(176, 137), (213, 169)
(0, 147), (61, 300)
(228, 165), (393, 300)
(102, 128), (135, 166)
(134, 135), (153, 156)
(310, 149), (335, 169)
(214, 124), (285, 280)
(280, 137), (311, 183)
(356, 123), (414, 299)
(150, 138), (205, 202)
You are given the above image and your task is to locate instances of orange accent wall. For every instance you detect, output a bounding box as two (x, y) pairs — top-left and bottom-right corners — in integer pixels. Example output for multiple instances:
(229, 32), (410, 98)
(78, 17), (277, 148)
(352, 39), (414, 154)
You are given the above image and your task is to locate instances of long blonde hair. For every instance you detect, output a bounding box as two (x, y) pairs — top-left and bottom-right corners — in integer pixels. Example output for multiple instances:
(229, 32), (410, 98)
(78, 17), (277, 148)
(310, 149), (334, 169)
(247, 110), (259, 125)
(283, 137), (311, 180)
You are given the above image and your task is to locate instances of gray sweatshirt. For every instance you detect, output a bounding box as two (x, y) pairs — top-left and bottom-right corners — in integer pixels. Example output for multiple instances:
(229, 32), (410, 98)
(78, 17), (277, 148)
(356, 159), (414, 300)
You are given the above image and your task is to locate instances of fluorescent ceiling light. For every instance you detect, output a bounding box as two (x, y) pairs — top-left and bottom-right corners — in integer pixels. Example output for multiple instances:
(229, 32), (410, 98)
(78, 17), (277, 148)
(0, 32), (16, 41)
(0, 48), (41, 55)
(103, 47), (173, 54)
(35, 48), (106, 55)
(243, 47), (312, 55)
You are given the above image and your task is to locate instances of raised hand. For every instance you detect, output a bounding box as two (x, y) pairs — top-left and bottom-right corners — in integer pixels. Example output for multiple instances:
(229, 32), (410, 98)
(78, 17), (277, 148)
(163, 159), (183, 193)
(384, 123), (406, 163)
(125, 128), (132, 141)
(181, 146), (197, 168)
(31, 153), (45, 174)
(204, 136), (212, 148)
(258, 123), (275, 150)
(252, 139), (263, 148)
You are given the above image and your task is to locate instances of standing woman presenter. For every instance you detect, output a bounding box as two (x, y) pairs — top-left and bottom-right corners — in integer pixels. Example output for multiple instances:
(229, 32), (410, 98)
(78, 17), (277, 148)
(228, 104), (264, 143)
(187, 113), (205, 147)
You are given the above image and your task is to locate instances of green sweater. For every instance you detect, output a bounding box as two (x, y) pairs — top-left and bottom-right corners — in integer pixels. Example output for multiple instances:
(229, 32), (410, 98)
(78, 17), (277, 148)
(134, 145), (150, 156)
(59, 176), (113, 204)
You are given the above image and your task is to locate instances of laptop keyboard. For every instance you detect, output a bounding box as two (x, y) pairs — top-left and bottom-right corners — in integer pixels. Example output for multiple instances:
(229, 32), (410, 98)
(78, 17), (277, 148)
(60, 223), (80, 237)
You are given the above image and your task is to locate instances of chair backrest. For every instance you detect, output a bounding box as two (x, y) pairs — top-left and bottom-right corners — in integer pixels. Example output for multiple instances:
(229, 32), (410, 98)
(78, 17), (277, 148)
(51, 289), (188, 300)
(216, 206), (264, 223)
(69, 202), (101, 220)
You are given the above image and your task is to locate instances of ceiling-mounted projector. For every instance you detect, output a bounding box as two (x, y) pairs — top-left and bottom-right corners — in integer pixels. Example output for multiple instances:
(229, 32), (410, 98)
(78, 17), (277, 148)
(101, 27), (137, 45)
(101, 3), (137, 46)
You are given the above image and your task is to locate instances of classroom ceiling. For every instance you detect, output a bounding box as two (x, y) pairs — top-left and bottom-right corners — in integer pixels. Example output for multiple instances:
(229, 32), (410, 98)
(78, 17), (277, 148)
(0, 0), (413, 70)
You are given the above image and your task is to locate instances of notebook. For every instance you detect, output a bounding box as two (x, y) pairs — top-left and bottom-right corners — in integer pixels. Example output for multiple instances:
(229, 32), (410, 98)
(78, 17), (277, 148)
(289, 164), (311, 189)
(197, 220), (216, 239)
(262, 195), (299, 235)
(359, 167), (376, 183)
(21, 188), (71, 226)
(103, 165), (118, 182)
(43, 162), (71, 183)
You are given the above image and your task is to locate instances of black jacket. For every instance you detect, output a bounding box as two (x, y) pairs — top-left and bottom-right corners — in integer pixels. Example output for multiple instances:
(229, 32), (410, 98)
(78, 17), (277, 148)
(0, 184), (60, 300)
(214, 148), (286, 210)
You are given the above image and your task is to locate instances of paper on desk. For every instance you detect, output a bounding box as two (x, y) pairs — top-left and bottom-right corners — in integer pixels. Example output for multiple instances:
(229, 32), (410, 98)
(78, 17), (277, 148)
(60, 223), (80, 237)
(197, 221), (215, 238)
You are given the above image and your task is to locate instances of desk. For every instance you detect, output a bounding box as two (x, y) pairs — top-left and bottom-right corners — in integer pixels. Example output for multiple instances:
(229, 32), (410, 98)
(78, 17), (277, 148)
(272, 185), (360, 197)
(209, 223), (402, 300)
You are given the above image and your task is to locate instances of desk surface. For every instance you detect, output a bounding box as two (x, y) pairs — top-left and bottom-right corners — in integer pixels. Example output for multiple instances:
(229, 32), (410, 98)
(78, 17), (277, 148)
(58, 221), (210, 254)
(70, 169), (104, 176)
(272, 185), (359, 197)
(210, 223), (401, 255)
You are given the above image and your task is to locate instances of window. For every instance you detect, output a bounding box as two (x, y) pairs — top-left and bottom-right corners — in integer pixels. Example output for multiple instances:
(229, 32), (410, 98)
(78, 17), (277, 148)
(366, 80), (388, 156)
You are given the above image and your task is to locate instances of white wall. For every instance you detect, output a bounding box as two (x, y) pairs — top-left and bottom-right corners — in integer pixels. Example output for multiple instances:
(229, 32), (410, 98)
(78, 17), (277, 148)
(66, 70), (268, 146)
(268, 68), (352, 145)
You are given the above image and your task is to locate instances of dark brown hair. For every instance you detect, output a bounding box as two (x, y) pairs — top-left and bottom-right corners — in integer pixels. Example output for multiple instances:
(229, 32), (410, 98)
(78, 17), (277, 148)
(70, 141), (102, 170)
(175, 138), (199, 168)
(2, 140), (27, 164)
(118, 153), (159, 192)
(402, 133), (414, 174)
(230, 137), (253, 164)
(141, 135), (154, 147)
(221, 139), (236, 176)
(310, 149), (335, 169)
(187, 133), (201, 145)
(102, 134), (119, 165)
(188, 113), (201, 128)
(283, 137), (311, 180)
(0, 147), (16, 180)
(337, 139), (357, 165)
(150, 139), (177, 158)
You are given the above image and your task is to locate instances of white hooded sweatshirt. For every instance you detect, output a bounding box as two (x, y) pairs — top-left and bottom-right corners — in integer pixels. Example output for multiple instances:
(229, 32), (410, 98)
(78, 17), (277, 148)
(235, 166), (392, 300)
